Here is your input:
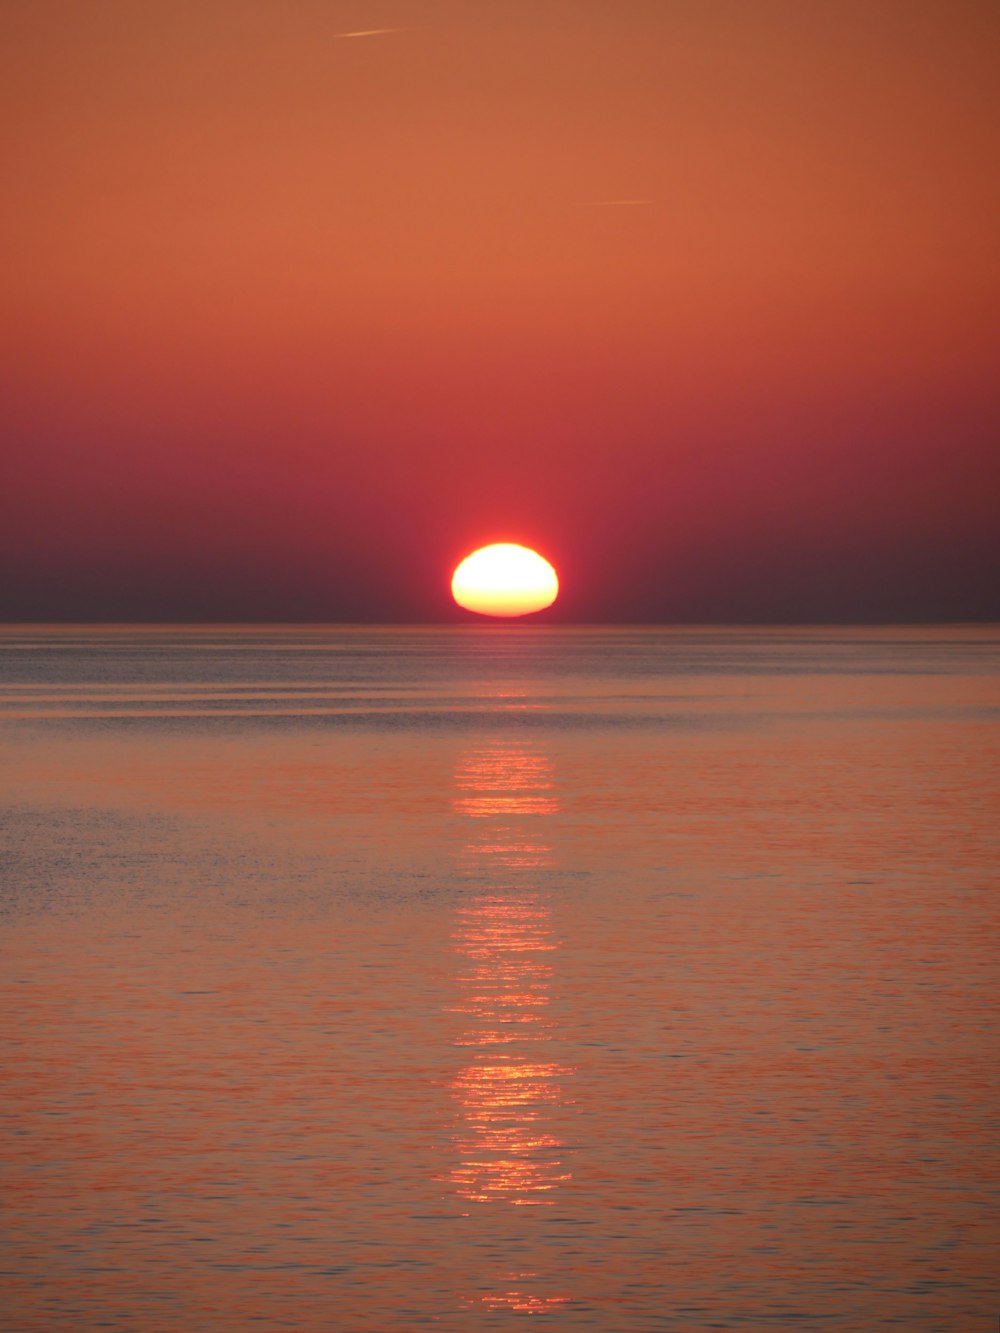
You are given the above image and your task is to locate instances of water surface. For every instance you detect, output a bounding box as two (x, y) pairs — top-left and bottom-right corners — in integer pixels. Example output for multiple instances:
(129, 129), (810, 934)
(2, 626), (997, 1331)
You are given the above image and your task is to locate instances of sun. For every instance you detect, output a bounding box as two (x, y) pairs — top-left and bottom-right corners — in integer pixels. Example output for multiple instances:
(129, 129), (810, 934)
(451, 544), (559, 618)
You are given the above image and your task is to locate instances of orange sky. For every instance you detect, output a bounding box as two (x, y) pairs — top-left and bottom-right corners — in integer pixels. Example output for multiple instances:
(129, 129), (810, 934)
(2, 0), (998, 620)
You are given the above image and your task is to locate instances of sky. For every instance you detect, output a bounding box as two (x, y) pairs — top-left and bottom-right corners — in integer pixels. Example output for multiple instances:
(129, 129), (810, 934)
(2, 0), (998, 622)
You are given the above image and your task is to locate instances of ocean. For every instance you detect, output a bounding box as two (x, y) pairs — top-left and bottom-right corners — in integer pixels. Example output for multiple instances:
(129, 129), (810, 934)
(1, 625), (997, 1331)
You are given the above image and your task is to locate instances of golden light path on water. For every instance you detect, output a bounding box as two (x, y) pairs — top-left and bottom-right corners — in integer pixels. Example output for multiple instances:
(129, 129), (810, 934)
(446, 739), (572, 1316)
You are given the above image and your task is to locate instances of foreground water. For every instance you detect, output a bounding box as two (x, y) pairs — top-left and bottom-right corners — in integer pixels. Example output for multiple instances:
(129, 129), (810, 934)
(1, 625), (997, 1332)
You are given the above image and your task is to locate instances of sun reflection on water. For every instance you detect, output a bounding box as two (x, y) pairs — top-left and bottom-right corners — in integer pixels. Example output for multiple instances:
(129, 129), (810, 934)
(446, 743), (572, 1217)
(452, 744), (559, 826)
(462, 1277), (569, 1315)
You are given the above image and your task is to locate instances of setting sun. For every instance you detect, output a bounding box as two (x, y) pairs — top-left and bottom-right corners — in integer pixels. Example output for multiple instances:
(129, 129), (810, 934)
(451, 544), (559, 618)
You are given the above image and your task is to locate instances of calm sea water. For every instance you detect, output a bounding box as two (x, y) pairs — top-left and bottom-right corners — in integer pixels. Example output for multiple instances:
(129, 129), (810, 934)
(1, 626), (998, 1332)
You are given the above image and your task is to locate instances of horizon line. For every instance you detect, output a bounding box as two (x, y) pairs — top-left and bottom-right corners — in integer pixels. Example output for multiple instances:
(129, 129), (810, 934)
(1, 620), (997, 631)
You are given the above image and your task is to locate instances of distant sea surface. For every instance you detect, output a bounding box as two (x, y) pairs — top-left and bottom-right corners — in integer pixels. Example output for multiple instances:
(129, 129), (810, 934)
(1, 625), (997, 1332)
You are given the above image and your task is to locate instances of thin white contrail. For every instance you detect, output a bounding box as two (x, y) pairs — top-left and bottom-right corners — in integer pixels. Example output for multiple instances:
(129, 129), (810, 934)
(335, 27), (414, 38)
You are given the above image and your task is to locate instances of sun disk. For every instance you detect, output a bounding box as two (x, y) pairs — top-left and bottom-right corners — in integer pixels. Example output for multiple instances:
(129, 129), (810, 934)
(451, 544), (559, 618)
